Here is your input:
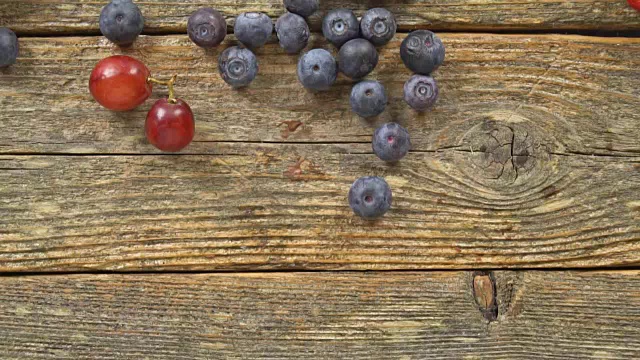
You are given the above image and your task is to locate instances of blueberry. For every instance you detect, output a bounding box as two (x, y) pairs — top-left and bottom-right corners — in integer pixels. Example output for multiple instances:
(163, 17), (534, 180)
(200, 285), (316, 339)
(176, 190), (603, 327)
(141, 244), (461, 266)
(400, 30), (445, 75)
(283, 0), (319, 18)
(350, 80), (387, 118)
(348, 176), (392, 220)
(360, 8), (396, 47)
(372, 123), (411, 162)
(234, 12), (273, 49)
(218, 46), (258, 88)
(0, 28), (18, 68)
(404, 75), (438, 111)
(322, 9), (359, 48)
(338, 39), (378, 79)
(99, 0), (144, 46)
(297, 49), (337, 91)
(275, 13), (309, 54)
(188, 8), (227, 48)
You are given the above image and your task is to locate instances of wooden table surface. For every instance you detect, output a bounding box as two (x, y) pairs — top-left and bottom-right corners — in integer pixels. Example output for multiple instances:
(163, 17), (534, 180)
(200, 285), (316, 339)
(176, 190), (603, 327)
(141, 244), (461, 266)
(0, 1), (639, 358)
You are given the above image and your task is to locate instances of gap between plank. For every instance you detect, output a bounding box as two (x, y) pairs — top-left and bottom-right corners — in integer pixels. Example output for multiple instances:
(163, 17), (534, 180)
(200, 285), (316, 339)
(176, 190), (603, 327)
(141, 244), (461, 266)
(1, 265), (640, 277)
(1, 149), (639, 159)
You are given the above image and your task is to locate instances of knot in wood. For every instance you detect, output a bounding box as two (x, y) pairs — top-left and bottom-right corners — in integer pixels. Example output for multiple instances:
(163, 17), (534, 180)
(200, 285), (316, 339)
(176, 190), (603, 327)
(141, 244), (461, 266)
(472, 271), (498, 322)
(460, 118), (538, 186)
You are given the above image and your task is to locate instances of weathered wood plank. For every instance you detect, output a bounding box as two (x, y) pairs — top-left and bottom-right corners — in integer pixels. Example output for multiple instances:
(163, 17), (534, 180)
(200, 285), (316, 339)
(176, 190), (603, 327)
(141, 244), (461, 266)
(1, 34), (639, 156)
(1, 0), (639, 35)
(1, 149), (639, 271)
(0, 271), (638, 359)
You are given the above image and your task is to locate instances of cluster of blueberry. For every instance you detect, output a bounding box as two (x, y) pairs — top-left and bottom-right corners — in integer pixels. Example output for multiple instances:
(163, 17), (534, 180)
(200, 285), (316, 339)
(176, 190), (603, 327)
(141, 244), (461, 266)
(212, 2), (443, 220)
(349, 29), (446, 219)
(251, 3), (445, 220)
(307, 9), (445, 220)
(187, 8), (261, 88)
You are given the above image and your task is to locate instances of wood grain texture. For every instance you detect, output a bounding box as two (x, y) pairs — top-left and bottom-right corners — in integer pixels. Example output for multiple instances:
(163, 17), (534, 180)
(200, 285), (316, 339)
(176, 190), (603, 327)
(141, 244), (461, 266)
(1, 35), (639, 271)
(0, 271), (638, 359)
(2, 0), (639, 35)
(0, 34), (639, 156)
(1, 148), (639, 271)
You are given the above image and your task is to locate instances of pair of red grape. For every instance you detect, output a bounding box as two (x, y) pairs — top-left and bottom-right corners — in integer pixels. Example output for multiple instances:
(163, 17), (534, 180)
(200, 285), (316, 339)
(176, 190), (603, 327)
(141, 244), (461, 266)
(89, 55), (194, 152)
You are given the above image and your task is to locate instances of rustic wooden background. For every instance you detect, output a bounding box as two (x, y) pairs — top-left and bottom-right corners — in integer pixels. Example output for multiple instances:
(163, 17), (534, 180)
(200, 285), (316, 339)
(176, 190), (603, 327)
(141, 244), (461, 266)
(0, 0), (639, 358)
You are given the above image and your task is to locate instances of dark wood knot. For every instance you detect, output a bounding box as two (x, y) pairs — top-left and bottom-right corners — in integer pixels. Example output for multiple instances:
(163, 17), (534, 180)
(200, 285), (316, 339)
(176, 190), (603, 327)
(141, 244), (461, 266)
(462, 120), (537, 184)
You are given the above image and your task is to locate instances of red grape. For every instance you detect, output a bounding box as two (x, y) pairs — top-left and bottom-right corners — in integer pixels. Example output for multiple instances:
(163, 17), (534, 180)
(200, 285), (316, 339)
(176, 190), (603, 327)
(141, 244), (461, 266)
(629, 0), (640, 10)
(89, 55), (152, 111)
(145, 98), (195, 152)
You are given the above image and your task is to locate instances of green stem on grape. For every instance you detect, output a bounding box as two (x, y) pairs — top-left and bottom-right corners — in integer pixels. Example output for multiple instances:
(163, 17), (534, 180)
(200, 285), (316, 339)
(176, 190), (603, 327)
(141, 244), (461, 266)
(147, 75), (178, 104)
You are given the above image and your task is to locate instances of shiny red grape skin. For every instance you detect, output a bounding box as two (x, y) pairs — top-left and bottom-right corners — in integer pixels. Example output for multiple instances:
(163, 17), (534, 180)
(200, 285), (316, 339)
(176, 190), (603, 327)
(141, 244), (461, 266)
(89, 55), (152, 111)
(629, 0), (640, 10)
(145, 98), (195, 152)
